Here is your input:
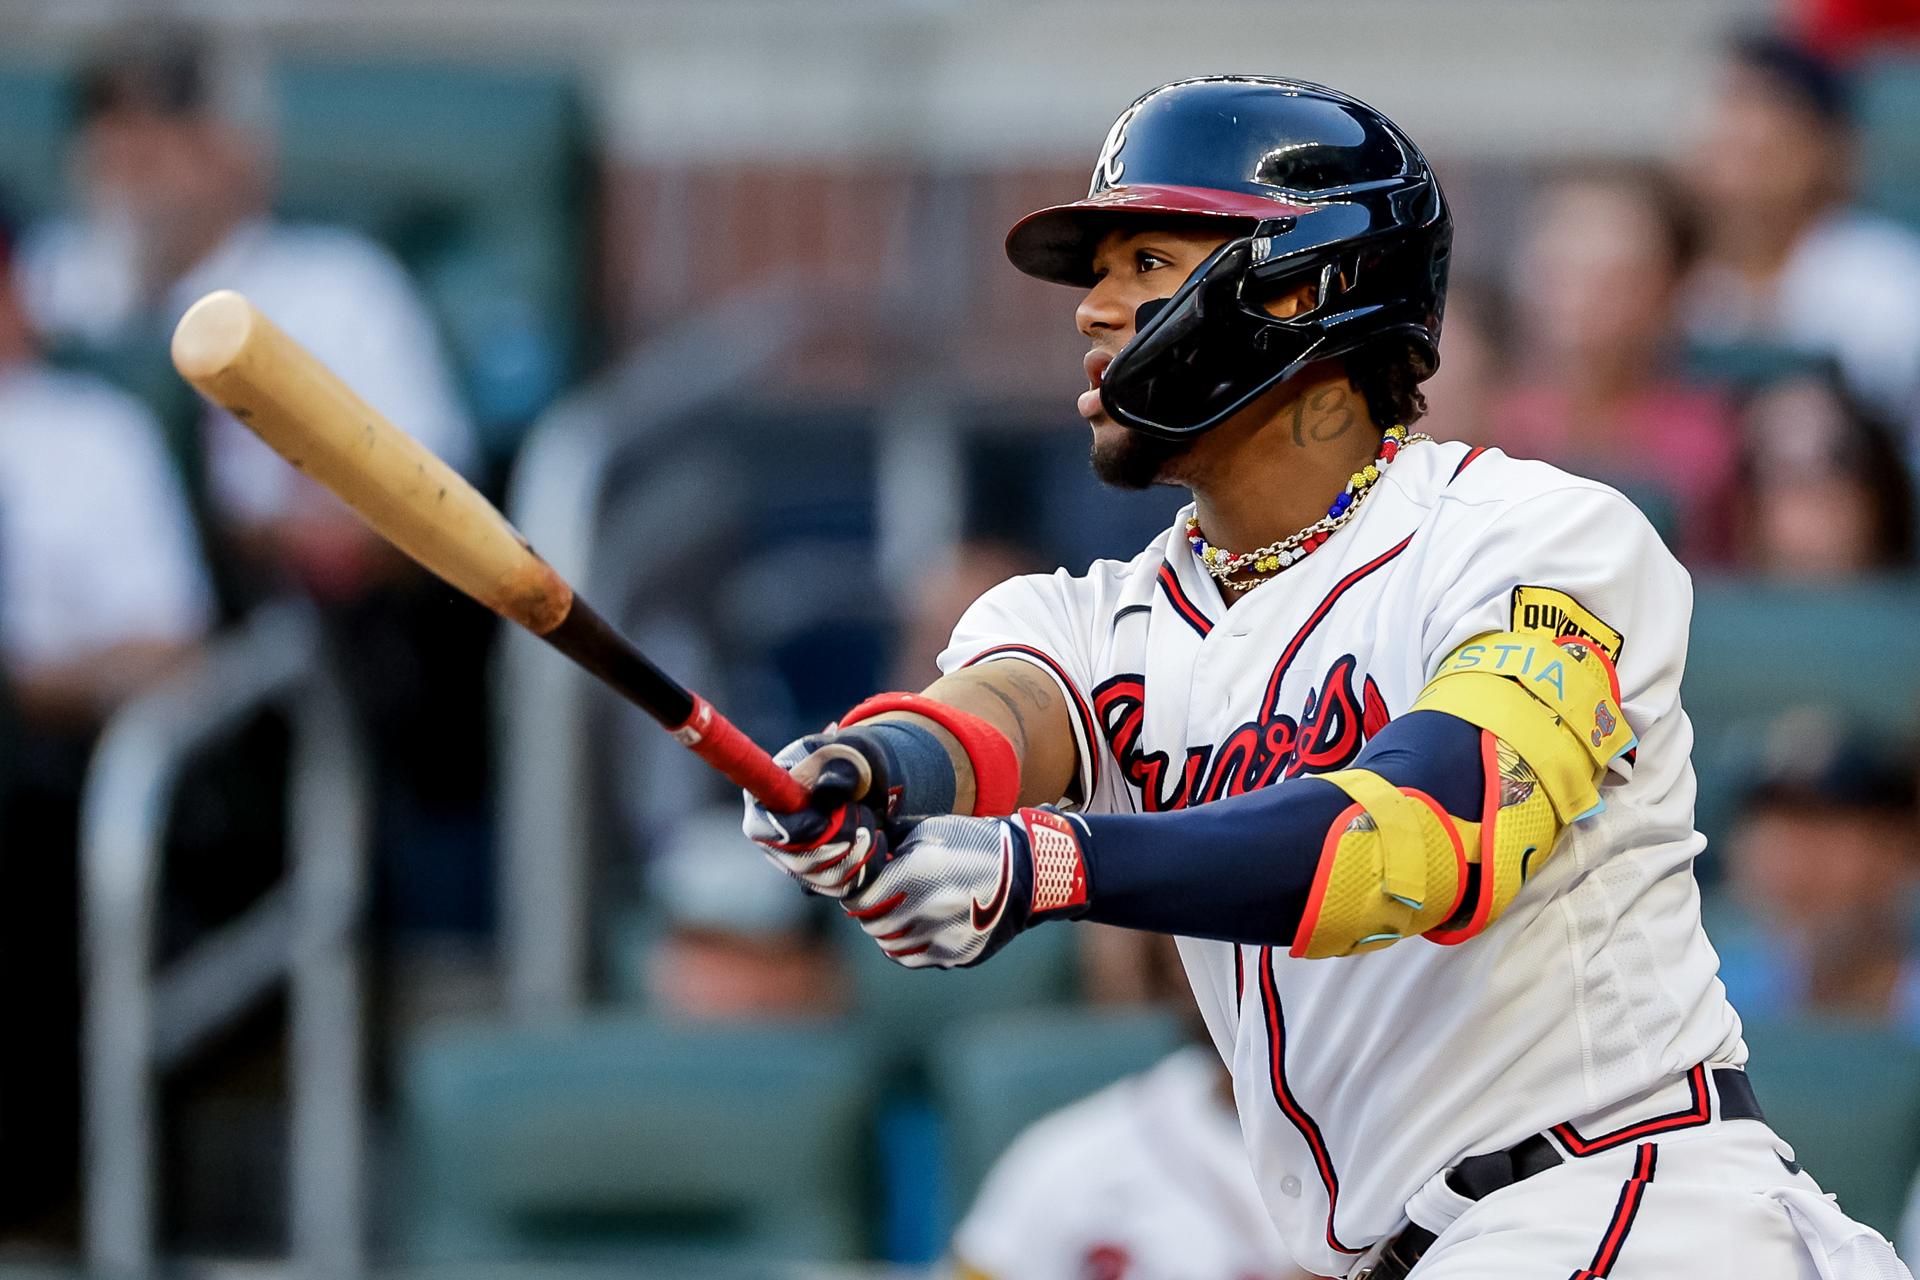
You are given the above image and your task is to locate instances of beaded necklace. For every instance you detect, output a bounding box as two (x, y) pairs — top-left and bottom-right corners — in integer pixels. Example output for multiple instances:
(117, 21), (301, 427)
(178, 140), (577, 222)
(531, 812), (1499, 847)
(1185, 425), (1430, 593)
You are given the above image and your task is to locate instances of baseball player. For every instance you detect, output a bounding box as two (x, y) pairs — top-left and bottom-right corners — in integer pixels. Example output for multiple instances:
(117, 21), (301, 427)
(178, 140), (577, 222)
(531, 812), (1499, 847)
(744, 76), (1912, 1279)
(951, 1044), (1300, 1280)
(952, 935), (1305, 1280)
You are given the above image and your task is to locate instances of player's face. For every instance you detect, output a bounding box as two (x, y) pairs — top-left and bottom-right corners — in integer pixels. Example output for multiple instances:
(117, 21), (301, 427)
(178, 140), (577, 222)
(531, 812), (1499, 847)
(1076, 225), (1233, 489)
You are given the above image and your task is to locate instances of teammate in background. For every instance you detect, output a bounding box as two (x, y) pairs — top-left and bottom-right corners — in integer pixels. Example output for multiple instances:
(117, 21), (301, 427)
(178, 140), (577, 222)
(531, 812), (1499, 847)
(745, 77), (1911, 1278)
(950, 938), (1304, 1280)
(16, 25), (473, 600)
(1676, 34), (1920, 445)
(0, 204), (213, 1233)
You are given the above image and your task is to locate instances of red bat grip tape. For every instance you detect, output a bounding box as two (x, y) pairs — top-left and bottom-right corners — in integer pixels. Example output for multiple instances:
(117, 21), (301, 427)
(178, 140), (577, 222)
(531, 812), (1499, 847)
(675, 695), (810, 812)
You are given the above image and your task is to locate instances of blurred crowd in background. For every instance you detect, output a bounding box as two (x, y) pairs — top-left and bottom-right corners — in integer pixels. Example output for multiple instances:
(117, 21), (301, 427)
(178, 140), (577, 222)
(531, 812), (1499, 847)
(0, 1), (1918, 1276)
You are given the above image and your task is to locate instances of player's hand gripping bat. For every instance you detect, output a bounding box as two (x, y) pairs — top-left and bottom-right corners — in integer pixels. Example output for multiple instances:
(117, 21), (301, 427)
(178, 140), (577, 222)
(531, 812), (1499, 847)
(171, 288), (810, 812)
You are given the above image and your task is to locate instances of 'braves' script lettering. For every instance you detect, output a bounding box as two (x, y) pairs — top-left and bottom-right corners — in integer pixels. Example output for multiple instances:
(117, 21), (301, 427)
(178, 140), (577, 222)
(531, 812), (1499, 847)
(1093, 654), (1391, 811)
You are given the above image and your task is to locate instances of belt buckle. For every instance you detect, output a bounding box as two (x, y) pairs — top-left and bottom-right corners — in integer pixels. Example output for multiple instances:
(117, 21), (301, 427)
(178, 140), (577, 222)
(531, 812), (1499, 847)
(1347, 1234), (1397, 1280)
(1348, 1220), (1431, 1280)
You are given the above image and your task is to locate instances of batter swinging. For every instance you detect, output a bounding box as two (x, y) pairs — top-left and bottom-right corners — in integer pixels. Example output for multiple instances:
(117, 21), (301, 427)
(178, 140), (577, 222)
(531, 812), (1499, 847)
(742, 76), (1911, 1280)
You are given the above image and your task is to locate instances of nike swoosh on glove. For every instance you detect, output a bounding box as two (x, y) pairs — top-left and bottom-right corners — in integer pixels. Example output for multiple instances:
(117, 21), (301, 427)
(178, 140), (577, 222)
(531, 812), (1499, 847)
(845, 807), (1092, 968)
(743, 734), (888, 899)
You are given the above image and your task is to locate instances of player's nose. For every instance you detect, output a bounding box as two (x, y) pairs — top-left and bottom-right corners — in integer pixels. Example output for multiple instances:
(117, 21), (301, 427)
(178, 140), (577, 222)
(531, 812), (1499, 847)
(1076, 278), (1134, 341)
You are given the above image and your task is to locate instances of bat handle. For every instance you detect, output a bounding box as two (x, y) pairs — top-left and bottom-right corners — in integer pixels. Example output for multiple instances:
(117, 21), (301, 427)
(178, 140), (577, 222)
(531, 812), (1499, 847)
(674, 695), (811, 812)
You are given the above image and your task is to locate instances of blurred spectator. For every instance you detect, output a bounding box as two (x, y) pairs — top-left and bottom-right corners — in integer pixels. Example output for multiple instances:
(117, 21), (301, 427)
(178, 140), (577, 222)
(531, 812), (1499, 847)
(1415, 275), (1502, 446)
(15, 29), (503, 939)
(0, 230), (212, 732)
(0, 202), (213, 1233)
(1493, 165), (1739, 563)
(1677, 35), (1920, 440)
(643, 807), (847, 1020)
(949, 937), (1303, 1280)
(1735, 369), (1916, 576)
(16, 25), (473, 599)
(1711, 712), (1920, 1037)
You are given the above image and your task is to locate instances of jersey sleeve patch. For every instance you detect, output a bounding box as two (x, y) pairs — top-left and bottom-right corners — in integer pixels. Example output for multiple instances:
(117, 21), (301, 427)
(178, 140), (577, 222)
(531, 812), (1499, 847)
(1509, 586), (1623, 661)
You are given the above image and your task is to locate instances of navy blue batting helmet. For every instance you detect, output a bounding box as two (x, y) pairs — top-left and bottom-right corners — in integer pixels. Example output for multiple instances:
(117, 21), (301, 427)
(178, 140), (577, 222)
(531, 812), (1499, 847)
(1007, 76), (1452, 440)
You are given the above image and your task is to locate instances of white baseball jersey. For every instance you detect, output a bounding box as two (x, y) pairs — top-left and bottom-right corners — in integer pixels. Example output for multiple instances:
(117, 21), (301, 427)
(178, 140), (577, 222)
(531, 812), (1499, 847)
(951, 1047), (1300, 1280)
(936, 440), (1747, 1278)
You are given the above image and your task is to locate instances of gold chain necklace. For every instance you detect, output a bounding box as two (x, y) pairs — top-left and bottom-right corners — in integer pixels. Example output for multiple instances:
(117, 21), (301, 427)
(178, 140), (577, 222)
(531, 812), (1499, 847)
(1185, 427), (1431, 593)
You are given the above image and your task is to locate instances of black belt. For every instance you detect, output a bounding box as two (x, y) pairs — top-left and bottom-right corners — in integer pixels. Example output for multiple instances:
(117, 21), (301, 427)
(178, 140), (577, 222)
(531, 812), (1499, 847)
(1354, 1067), (1764, 1280)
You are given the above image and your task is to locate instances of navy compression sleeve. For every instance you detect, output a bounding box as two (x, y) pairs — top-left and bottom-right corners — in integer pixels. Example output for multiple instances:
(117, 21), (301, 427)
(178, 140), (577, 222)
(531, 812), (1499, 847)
(1077, 710), (1484, 944)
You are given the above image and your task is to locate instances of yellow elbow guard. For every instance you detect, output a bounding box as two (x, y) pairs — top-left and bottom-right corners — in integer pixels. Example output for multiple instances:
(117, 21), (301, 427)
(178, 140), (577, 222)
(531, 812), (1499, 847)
(1291, 769), (1468, 959)
(1291, 632), (1633, 958)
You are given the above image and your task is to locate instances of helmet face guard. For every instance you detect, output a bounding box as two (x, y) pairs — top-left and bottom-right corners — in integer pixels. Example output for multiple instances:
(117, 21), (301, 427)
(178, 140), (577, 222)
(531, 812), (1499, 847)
(1099, 182), (1449, 440)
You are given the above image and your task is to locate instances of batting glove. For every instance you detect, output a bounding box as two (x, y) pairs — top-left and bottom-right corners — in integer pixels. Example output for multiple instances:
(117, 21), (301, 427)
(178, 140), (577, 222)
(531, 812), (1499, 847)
(844, 807), (1092, 969)
(743, 733), (892, 899)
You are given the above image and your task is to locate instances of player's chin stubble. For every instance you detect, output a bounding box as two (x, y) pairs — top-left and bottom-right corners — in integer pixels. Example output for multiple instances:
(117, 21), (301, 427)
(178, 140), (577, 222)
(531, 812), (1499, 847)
(1089, 422), (1194, 490)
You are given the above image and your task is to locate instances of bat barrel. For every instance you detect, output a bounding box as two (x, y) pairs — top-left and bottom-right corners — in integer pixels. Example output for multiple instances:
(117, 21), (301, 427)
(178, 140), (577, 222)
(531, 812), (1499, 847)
(172, 288), (809, 814)
(171, 289), (576, 636)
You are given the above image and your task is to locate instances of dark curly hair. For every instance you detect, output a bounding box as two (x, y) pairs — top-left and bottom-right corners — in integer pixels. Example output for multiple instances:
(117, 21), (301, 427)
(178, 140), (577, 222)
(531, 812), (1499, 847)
(1344, 339), (1432, 433)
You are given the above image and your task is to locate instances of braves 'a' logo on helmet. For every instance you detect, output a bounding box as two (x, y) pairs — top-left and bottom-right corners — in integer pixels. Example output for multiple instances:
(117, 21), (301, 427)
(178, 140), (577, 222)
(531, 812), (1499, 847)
(1091, 103), (1142, 194)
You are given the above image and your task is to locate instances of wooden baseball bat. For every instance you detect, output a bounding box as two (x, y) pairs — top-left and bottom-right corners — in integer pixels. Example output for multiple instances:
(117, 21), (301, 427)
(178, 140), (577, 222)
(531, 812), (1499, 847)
(171, 288), (809, 812)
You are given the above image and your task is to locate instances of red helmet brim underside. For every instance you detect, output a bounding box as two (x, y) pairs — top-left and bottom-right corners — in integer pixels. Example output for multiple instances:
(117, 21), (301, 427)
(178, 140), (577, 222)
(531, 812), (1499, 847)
(1005, 183), (1319, 287)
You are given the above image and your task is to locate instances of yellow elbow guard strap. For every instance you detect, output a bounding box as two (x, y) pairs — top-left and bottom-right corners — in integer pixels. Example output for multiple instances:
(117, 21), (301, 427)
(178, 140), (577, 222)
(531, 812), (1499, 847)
(1291, 632), (1633, 958)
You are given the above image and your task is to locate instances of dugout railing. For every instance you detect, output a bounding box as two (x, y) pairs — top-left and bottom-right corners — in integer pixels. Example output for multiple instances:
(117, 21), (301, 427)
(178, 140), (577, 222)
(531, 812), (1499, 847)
(80, 603), (371, 1277)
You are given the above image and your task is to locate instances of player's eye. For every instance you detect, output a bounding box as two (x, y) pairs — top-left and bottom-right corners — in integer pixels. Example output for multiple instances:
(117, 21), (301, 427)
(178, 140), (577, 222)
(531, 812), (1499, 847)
(1136, 251), (1171, 273)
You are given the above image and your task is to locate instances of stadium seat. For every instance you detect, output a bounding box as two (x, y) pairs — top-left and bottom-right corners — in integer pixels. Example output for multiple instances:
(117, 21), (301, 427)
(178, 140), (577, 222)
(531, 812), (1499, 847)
(1741, 1016), (1920, 1235)
(1679, 341), (1832, 392)
(274, 60), (590, 453)
(929, 1005), (1187, 1217)
(0, 63), (70, 217)
(401, 1015), (875, 1264)
(844, 919), (1084, 1077)
(1683, 577), (1920, 856)
(1859, 54), (1920, 236)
